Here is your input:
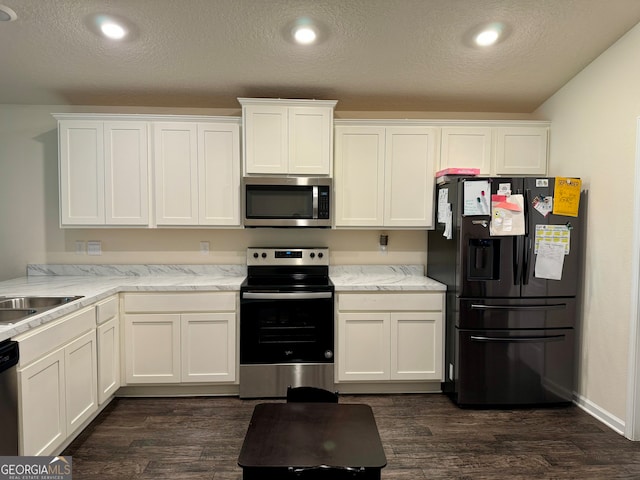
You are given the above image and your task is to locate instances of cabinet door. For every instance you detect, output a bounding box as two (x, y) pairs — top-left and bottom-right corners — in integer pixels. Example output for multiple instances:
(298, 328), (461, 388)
(19, 348), (66, 456)
(154, 122), (199, 225)
(97, 317), (120, 404)
(384, 127), (438, 228)
(198, 123), (241, 225)
(334, 126), (385, 227)
(243, 105), (288, 174)
(65, 330), (98, 435)
(104, 121), (150, 225)
(288, 106), (332, 175)
(337, 312), (389, 381)
(440, 127), (492, 174)
(124, 314), (181, 383)
(390, 312), (443, 381)
(495, 126), (548, 175)
(181, 313), (236, 382)
(59, 120), (105, 225)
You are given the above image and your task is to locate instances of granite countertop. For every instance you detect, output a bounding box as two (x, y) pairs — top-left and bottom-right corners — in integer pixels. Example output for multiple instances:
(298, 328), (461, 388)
(0, 264), (445, 342)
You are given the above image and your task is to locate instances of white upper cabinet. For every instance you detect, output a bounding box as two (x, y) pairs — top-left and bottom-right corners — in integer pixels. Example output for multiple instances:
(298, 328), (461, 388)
(56, 114), (240, 228)
(197, 123), (240, 225)
(440, 126), (492, 175)
(384, 127), (438, 228)
(436, 122), (549, 176)
(57, 117), (150, 227)
(239, 98), (337, 176)
(153, 120), (240, 226)
(153, 122), (199, 225)
(334, 123), (438, 228)
(334, 126), (386, 226)
(495, 126), (548, 175)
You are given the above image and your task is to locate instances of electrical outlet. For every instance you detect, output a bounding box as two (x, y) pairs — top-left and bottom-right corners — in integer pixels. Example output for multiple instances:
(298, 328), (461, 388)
(200, 241), (210, 255)
(87, 240), (102, 256)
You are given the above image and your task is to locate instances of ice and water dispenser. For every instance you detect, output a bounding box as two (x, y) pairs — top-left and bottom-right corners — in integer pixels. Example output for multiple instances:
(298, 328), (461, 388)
(467, 238), (500, 280)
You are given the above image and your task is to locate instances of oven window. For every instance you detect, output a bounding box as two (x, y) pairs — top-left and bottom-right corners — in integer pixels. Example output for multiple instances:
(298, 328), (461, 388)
(246, 186), (313, 219)
(241, 296), (334, 364)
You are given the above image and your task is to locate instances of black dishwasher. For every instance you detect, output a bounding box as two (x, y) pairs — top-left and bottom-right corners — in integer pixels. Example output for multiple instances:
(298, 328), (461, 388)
(0, 339), (19, 455)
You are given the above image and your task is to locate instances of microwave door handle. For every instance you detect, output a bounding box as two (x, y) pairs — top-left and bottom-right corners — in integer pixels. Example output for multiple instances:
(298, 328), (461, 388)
(312, 186), (319, 219)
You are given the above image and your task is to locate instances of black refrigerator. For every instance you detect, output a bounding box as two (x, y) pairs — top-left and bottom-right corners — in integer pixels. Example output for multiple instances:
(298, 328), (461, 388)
(427, 176), (583, 406)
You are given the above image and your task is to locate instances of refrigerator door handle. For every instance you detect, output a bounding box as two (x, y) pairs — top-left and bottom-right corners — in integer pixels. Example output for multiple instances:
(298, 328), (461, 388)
(470, 303), (567, 311)
(522, 236), (532, 285)
(513, 236), (523, 285)
(470, 334), (566, 343)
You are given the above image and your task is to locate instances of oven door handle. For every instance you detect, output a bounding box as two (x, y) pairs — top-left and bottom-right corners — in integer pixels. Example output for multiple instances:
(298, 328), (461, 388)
(242, 292), (333, 300)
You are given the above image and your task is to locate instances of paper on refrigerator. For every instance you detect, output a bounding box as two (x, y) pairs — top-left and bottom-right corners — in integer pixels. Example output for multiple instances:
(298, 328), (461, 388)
(437, 187), (453, 240)
(535, 241), (566, 280)
(463, 180), (490, 216)
(489, 194), (525, 236)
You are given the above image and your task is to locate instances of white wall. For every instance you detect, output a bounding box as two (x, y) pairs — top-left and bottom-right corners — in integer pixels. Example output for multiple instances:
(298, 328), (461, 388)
(537, 23), (640, 422)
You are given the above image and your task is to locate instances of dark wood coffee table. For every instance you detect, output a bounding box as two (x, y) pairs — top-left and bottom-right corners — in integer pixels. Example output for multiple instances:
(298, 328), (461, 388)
(238, 403), (387, 479)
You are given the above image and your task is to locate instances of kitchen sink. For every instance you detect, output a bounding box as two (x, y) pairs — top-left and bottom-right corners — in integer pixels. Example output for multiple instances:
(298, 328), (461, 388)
(0, 296), (84, 326)
(0, 296), (83, 309)
(0, 309), (37, 325)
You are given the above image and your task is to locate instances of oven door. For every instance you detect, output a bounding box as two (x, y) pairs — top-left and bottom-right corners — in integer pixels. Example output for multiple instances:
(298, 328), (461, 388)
(240, 291), (334, 364)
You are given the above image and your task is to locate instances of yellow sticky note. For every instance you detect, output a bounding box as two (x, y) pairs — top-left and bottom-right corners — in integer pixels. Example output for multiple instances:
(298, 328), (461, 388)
(552, 178), (581, 217)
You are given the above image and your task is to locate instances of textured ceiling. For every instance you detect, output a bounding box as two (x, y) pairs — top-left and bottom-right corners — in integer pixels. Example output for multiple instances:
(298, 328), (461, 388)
(1, 0), (640, 113)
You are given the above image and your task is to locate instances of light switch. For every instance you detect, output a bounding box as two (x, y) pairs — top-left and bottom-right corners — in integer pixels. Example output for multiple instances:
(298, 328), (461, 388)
(87, 240), (102, 256)
(75, 240), (86, 255)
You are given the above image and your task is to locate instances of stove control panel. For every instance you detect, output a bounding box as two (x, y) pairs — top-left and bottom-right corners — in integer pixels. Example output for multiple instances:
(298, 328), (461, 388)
(247, 247), (329, 266)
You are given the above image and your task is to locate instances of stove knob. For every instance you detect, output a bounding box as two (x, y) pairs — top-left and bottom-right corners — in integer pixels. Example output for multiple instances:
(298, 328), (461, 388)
(261, 252), (267, 259)
(318, 252), (324, 259)
(324, 350), (333, 359)
(253, 253), (259, 259)
(310, 252), (315, 258)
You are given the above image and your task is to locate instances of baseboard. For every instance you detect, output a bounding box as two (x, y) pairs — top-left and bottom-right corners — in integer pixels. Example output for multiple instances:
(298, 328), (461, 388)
(573, 392), (625, 435)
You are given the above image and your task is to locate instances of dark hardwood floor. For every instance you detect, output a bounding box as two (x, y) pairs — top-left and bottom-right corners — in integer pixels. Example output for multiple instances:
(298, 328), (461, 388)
(63, 394), (640, 479)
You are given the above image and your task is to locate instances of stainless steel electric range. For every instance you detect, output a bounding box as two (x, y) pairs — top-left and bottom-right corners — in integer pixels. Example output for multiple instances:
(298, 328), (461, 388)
(239, 247), (334, 398)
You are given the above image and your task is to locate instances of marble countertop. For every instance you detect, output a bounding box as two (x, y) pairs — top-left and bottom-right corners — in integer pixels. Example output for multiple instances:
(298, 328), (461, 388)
(0, 265), (247, 342)
(0, 264), (445, 342)
(330, 265), (446, 292)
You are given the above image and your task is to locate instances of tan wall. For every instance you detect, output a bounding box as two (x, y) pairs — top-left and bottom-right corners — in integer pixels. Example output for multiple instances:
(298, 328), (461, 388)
(537, 23), (640, 421)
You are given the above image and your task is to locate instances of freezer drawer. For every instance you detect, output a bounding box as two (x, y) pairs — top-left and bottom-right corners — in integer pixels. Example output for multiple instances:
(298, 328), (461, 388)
(457, 298), (576, 330)
(456, 328), (574, 406)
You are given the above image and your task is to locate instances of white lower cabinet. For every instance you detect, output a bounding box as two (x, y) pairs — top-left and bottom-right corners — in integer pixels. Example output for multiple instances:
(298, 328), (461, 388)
(96, 296), (121, 404)
(16, 307), (98, 456)
(182, 313), (236, 382)
(19, 348), (66, 456)
(336, 293), (444, 382)
(123, 292), (237, 384)
(64, 330), (99, 434)
(124, 314), (181, 383)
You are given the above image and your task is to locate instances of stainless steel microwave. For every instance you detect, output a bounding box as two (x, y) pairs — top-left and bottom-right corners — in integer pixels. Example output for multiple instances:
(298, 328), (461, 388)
(243, 177), (331, 227)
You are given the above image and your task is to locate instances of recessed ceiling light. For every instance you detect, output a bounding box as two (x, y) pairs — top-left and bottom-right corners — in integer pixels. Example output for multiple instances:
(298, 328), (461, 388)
(0, 4), (17, 22)
(100, 20), (127, 40)
(473, 23), (505, 47)
(293, 25), (317, 45)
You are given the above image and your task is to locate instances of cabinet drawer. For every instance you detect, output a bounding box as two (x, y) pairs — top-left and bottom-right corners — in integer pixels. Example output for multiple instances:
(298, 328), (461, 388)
(338, 293), (443, 312)
(16, 307), (96, 368)
(96, 296), (118, 324)
(123, 292), (236, 313)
